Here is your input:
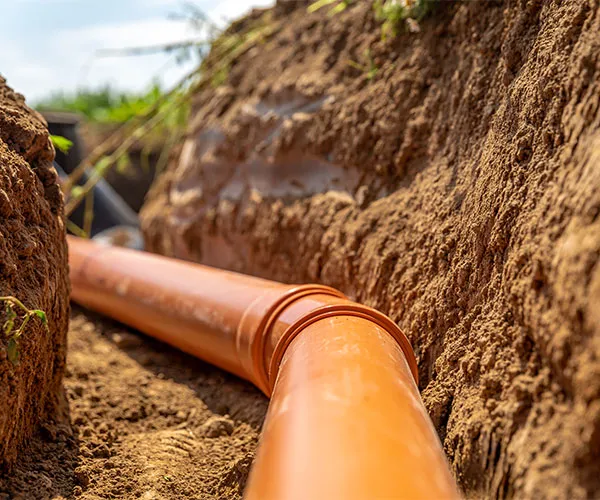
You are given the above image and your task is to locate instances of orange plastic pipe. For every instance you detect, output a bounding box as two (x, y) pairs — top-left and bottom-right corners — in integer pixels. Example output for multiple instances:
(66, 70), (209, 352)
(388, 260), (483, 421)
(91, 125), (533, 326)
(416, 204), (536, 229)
(67, 235), (460, 499)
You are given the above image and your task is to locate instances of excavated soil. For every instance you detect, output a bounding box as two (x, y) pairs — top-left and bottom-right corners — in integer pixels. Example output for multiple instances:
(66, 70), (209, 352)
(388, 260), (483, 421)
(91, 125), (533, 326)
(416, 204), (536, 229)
(0, 77), (69, 467)
(0, 308), (267, 499)
(142, 0), (600, 498)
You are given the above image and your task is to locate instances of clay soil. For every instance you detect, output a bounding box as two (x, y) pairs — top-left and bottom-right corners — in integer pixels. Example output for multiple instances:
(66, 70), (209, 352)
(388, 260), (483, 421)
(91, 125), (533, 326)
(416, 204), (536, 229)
(141, 0), (600, 498)
(0, 307), (267, 500)
(0, 78), (69, 468)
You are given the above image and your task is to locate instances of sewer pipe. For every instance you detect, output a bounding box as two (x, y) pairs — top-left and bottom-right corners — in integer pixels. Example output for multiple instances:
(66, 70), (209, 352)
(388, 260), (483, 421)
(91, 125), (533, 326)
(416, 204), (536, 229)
(67, 235), (460, 499)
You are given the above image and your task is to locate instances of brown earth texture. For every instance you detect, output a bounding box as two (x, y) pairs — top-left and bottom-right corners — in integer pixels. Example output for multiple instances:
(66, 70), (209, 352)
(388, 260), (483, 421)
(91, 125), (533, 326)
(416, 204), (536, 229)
(0, 308), (267, 500)
(0, 78), (69, 468)
(141, 0), (600, 498)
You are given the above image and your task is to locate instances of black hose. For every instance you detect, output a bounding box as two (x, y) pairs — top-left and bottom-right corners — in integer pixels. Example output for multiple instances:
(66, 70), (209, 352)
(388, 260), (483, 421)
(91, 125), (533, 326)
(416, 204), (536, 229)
(45, 112), (139, 236)
(54, 161), (139, 235)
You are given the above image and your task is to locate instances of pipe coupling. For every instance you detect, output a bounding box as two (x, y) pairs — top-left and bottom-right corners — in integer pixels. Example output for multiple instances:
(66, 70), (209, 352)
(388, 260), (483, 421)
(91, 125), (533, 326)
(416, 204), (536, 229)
(237, 285), (418, 395)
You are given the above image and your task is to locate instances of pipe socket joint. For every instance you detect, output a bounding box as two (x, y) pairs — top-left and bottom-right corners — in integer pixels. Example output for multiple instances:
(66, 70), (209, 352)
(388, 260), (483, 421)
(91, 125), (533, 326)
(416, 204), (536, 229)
(237, 285), (419, 396)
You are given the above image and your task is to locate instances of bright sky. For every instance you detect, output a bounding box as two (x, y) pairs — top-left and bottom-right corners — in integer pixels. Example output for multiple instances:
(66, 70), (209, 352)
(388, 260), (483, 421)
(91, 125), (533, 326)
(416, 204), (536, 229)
(0, 0), (274, 104)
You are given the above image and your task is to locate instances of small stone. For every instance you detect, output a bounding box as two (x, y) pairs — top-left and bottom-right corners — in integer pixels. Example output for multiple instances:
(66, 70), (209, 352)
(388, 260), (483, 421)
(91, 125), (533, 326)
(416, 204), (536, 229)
(92, 444), (111, 458)
(355, 185), (369, 208)
(111, 332), (143, 349)
(74, 468), (90, 487)
(201, 416), (234, 438)
(137, 353), (154, 366)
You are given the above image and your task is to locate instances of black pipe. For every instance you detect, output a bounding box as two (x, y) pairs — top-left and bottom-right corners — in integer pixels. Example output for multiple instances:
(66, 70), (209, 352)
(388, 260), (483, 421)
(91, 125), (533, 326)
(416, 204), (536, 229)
(53, 161), (139, 235)
(45, 111), (139, 235)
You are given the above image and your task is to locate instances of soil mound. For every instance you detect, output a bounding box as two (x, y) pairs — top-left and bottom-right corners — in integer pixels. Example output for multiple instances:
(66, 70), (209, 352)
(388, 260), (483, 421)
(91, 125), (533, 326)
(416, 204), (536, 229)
(0, 77), (69, 467)
(141, 0), (600, 497)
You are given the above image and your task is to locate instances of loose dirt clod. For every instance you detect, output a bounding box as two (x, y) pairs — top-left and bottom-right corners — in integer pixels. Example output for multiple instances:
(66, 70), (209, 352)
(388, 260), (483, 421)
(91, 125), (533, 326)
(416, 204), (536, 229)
(0, 77), (69, 468)
(141, 1), (600, 497)
(202, 416), (235, 438)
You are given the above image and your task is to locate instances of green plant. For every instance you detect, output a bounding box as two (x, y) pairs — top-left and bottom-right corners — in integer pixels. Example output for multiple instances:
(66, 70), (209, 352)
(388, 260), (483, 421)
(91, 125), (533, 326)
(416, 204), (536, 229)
(1, 296), (48, 366)
(38, 87), (115, 121)
(38, 82), (192, 238)
(374, 0), (437, 37)
(50, 135), (73, 154)
(37, 6), (280, 239)
(38, 84), (188, 131)
(308, 0), (353, 15)
(348, 49), (379, 80)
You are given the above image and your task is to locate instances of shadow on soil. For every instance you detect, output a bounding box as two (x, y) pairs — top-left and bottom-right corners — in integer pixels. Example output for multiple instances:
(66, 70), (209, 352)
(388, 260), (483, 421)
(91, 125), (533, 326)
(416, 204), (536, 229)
(81, 307), (269, 429)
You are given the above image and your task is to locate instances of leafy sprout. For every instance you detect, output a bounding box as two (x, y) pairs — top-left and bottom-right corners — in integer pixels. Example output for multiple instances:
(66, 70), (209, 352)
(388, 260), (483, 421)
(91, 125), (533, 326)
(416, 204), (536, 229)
(348, 49), (379, 80)
(308, 0), (353, 15)
(374, 0), (438, 38)
(50, 135), (74, 154)
(1, 296), (48, 366)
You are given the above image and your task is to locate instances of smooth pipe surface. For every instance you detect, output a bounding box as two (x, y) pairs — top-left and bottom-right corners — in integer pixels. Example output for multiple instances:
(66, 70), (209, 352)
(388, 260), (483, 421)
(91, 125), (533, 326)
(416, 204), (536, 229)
(67, 236), (460, 498)
(246, 315), (459, 499)
(69, 235), (287, 385)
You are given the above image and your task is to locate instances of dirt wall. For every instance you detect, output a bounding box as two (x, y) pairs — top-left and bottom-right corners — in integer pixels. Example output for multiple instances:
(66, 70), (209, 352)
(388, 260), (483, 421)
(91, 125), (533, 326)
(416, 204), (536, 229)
(141, 1), (600, 497)
(0, 77), (70, 467)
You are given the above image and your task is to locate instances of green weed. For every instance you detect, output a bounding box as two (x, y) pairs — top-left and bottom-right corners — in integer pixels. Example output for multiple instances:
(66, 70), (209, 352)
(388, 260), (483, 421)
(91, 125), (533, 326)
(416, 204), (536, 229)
(50, 135), (73, 154)
(374, 0), (438, 37)
(308, 0), (353, 15)
(348, 49), (379, 80)
(37, 5), (279, 238)
(1, 296), (48, 366)
(38, 84), (189, 136)
(307, 0), (438, 37)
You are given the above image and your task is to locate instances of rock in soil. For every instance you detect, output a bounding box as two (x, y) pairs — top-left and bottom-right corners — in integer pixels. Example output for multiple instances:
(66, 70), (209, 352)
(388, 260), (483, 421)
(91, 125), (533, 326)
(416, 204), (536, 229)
(0, 77), (69, 468)
(141, 1), (600, 498)
(0, 308), (267, 499)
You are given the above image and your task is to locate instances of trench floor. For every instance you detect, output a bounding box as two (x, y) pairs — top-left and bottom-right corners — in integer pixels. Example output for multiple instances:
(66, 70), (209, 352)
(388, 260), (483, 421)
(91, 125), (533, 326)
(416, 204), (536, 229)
(0, 307), (267, 500)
